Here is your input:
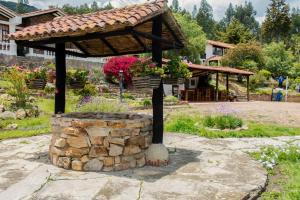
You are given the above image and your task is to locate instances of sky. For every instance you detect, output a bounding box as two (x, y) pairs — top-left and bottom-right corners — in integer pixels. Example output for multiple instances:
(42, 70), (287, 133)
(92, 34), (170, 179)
(8, 0), (300, 23)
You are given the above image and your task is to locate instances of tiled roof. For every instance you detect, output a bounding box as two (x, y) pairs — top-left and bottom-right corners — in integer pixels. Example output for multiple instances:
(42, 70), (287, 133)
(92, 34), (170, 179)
(9, 0), (167, 41)
(206, 55), (222, 62)
(207, 40), (234, 49)
(188, 63), (254, 76)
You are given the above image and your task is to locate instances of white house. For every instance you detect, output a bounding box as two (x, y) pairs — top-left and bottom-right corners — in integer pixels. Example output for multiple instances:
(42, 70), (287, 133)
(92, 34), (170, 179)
(204, 40), (234, 65)
(0, 4), (104, 64)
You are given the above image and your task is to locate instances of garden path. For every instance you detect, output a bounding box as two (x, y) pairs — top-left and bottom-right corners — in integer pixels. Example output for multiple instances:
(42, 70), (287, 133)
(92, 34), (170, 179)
(0, 133), (299, 200)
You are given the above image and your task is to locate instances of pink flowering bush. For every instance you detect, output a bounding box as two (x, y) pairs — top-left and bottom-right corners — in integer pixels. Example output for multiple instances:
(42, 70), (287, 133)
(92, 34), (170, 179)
(103, 56), (139, 84)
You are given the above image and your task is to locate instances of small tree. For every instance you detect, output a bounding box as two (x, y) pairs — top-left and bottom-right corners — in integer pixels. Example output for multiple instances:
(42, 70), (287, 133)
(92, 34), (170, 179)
(221, 42), (265, 70)
(263, 42), (294, 77)
(5, 68), (29, 109)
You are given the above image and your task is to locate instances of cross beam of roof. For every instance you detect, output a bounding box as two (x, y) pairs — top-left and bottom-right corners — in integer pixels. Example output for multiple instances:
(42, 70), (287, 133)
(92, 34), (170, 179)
(132, 34), (148, 51)
(72, 42), (91, 56)
(100, 38), (118, 54)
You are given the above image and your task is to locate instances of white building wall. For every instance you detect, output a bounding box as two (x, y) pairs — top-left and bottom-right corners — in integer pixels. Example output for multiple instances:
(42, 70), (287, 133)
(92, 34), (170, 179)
(205, 44), (213, 60)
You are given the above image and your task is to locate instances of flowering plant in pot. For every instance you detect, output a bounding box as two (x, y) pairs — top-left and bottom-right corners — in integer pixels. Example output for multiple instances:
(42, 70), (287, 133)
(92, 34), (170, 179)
(130, 58), (165, 89)
(163, 57), (192, 84)
(66, 69), (89, 89)
(25, 67), (47, 90)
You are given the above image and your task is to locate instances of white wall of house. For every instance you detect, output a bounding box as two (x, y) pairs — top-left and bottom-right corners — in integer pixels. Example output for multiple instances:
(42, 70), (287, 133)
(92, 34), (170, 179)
(205, 44), (214, 60)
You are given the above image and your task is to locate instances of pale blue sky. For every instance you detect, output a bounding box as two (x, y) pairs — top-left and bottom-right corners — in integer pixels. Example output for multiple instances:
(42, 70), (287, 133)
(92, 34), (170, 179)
(8, 0), (300, 22)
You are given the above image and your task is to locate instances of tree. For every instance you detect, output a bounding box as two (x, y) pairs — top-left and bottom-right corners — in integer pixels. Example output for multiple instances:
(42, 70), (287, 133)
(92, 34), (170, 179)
(16, 0), (30, 13)
(171, 0), (179, 12)
(263, 42), (294, 77)
(192, 5), (197, 19)
(91, 1), (99, 12)
(196, 0), (215, 39)
(221, 42), (265, 71)
(234, 2), (259, 35)
(172, 12), (207, 64)
(223, 3), (235, 26)
(61, 2), (114, 15)
(218, 18), (254, 44)
(262, 0), (291, 42)
(291, 8), (300, 34)
(290, 35), (300, 62)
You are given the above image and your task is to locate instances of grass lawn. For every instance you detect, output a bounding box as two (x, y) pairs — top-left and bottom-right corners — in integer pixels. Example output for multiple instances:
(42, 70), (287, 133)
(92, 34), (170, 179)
(251, 146), (300, 200)
(0, 95), (79, 141)
(165, 113), (300, 138)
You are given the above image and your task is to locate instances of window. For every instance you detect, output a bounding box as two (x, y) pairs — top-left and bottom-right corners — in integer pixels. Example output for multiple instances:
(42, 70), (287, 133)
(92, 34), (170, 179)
(0, 24), (9, 43)
(212, 46), (224, 56)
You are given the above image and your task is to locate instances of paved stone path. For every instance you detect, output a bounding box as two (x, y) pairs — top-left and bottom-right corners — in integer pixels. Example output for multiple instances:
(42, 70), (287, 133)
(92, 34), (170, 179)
(0, 134), (299, 200)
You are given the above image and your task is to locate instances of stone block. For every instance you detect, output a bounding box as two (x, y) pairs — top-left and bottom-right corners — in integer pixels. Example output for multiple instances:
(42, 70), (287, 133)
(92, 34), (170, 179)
(72, 160), (83, 171)
(110, 129), (131, 137)
(123, 145), (141, 156)
(73, 120), (107, 128)
(126, 136), (144, 146)
(103, 138), (110, 148)
(109, 144), (123, 156)
(50, 146), (65, 156)
(83, 159), (103, 172)
(86, 127), (110, 137)
(67, 135), (90, 148)
(65, 147), (89, 158)
(57, 157), (71, 169)
(114, 156), (121, 164)
(52, 154), (59, 166)
(137, 156), (146, 167)
(80, 155), (89, 163)
(89, 146), (108, 157)
(109, 137), (126, 146)
(126, 121), (144, 128)
(107, 121), (127, 128)
(104, 157), (114, 167)
(63, 127), (81, 136)
(103, 166), (114, 172)
(54, 138), (66, 148)
(131, 129), (141, 136)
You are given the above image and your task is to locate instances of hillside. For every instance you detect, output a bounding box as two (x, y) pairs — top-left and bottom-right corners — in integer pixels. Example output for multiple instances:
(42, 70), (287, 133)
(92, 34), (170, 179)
(0, 1), (38, 14)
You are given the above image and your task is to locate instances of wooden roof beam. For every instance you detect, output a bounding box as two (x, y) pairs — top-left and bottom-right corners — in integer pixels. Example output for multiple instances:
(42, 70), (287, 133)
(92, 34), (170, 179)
(100, 38), (118, 54)
(72, 42), (91, 56)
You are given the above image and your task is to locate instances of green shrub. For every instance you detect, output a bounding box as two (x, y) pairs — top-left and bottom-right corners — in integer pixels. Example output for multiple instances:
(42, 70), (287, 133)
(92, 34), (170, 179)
(123, 93), (135, 100)
(141, 98), (152, 107)
(165, 114), (201, 134)
(164, 96), (179, 104)
(44, 83), (55, 94)
(4, 68), (29, 108)
(76, 97), (128, 113)
(203, 115), (243, 130)
(75, 83), (97, 97)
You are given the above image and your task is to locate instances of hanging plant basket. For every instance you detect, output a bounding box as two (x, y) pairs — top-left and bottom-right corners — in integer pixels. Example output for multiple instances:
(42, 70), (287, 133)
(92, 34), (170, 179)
(68, 80), (86, 89)
(163, 77), (185, 85)
(26, 79), (46, 90)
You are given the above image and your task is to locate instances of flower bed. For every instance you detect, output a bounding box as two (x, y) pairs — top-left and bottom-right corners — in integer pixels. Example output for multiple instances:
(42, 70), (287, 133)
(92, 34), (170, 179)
(50, 112), (153, 172)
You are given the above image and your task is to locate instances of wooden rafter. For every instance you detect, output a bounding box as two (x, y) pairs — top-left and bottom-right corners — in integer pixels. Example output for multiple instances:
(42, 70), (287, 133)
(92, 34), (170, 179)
(100, 38), (118, 54)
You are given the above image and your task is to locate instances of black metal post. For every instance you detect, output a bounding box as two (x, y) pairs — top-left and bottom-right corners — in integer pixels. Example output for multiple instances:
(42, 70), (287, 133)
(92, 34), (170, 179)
(226, 74), (229, 99)
(119, 70), (124, 103)
(152, 16), (163, 144)
(55, 43), (66, 114)
(215, 72), (219, 101)
(246, 75), (250, 101)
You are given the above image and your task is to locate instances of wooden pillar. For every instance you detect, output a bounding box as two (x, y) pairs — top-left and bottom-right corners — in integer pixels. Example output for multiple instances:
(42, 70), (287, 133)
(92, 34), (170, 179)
(215, 72), (219, 101)
(246, 75), (250, 101)
(226, 74), (229, 99)
(152, 16), (163, 144)
(55, 43), (66, 114)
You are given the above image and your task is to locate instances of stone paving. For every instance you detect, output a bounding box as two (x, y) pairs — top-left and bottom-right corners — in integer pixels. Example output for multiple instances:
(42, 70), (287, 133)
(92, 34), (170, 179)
(0, 133), (299, 200)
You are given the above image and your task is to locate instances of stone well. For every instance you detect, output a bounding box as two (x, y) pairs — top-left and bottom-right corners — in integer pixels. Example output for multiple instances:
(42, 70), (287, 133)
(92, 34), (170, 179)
(49, 112), (153, 172)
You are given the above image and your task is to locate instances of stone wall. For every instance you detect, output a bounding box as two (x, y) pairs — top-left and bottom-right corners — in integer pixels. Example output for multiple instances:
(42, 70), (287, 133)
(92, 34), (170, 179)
(50, 112), (153, 172)
(0, 54), (104, 69)
(250, 94), (300, 102)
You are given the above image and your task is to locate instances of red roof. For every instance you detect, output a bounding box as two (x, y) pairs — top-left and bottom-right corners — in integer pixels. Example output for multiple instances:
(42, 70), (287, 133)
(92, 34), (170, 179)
(206, 55), (222, 62)
(207, 40), (234, 49)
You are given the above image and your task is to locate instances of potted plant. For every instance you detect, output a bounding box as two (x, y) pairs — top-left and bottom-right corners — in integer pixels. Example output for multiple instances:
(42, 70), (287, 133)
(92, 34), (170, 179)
(25, 67), (47, 90)
(130, 58), (165, 90)
(67, 69), (89, 89)
(163, 57), (192, 85)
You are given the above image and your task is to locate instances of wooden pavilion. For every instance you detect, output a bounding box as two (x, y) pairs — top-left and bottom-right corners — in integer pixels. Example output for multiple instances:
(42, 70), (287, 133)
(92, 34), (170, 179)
(9, 0), (185, 145)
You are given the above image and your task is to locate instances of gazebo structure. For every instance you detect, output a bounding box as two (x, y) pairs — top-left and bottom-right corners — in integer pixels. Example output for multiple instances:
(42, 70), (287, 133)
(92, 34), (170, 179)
(9, 0), (185, 167)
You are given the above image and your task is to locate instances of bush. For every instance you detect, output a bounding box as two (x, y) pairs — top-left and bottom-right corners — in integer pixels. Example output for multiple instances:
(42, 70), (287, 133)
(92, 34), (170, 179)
(76, 97), (128, 113)
(44, 83), (55, 94)
(164, 96), (179, 105)
(4, 68), (29, 108)
(250, 70), (272, 89)
(141, 98), (152, 107)
(75, 83), (97, 97)
(203, 115), (243, 130)
(123, 93), (135, 100)
(165, 114), (201, 134)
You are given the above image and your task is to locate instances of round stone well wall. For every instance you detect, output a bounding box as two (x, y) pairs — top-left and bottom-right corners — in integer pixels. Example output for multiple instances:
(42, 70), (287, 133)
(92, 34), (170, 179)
(50, 112), (153, 172)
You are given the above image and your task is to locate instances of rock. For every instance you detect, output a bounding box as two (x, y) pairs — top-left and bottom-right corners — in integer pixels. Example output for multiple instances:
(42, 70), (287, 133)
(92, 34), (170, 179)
(67, 136), (90, 148)
(32, 106), (39, 117)
(50, 146), (66, 156)
(123, 145), (141, 156)
(0, 111), (16, 120)
(89, 146), (108, 157)
(83, 159), (103, 171)
(109, 138), (126, 146)
(136, 156), (146, 167)
(114, 156), (121, 164)
(16, 109), (26, 119)
(28, 96), (36, 103)
(104, 157), (114, 167)
(81, 155), (89, 163)
(25, 109), (34, 118)
(65, 147), (89, 158)
(110, 129), (131, 137)
(107, 121), (127, 128)
(54, 138), (66, 148)
(0, 105), (5, 113)
(86, 127), (110, 137)
(5, 123), (18, 130)
(109, 144), (123, 156)
(103, 166), (114, 172)
(72, 160), (83, 171)
(57, 157), (71, 169)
